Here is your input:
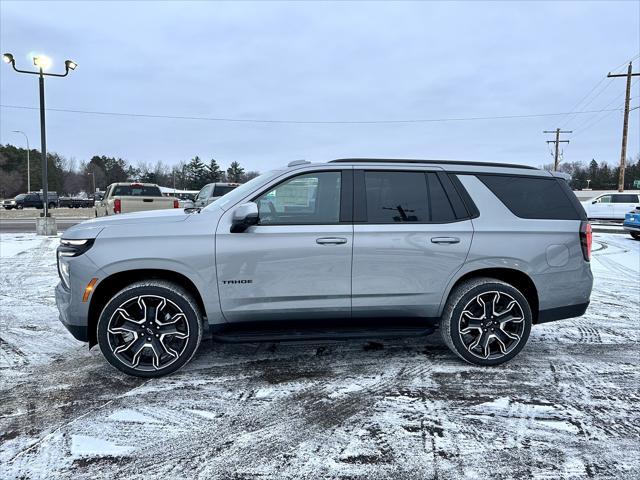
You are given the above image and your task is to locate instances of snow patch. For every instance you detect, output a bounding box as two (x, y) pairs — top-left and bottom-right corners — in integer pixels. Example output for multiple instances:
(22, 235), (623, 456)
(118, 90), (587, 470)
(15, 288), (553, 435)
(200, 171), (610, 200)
(0, 235), (46, 258)
(70, 435), (134, 457)
(107, 409), (160, 424)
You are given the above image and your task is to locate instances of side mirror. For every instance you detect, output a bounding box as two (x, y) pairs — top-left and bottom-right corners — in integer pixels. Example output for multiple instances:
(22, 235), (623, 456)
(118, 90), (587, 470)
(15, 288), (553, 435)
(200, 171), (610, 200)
(592, 200), (597, 204)
(231, 202), (259, 233)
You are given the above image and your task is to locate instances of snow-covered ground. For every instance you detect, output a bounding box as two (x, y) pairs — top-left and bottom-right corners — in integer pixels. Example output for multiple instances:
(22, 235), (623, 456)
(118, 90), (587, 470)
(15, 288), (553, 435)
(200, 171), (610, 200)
(1, 233), (638, 479)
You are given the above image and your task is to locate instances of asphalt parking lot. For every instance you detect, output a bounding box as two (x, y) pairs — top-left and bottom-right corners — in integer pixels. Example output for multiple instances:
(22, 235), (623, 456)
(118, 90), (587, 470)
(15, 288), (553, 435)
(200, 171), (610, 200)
(0, 233), (638, 479)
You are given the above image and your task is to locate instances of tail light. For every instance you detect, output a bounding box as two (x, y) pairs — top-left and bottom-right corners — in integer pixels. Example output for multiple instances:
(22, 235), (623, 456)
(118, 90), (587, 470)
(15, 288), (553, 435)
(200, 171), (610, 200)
(173, 199), (179, 208)
(114, 198), (121, 214)
(580, 221), (592, 261)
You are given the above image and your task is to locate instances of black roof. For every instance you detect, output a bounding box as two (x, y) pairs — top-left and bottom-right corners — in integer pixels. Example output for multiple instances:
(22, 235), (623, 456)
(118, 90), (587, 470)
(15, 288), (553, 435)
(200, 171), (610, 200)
(329, 158), (538, 170)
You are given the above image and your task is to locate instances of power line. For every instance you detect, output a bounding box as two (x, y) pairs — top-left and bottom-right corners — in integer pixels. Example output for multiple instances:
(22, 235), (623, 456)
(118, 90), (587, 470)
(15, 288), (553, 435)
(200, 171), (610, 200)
(0, 104), (626, 125)
(559, 78), (613, 129)
(569, 78), (639, 138)
(558, 53), (640, 129)
(569, 104), (624, 140)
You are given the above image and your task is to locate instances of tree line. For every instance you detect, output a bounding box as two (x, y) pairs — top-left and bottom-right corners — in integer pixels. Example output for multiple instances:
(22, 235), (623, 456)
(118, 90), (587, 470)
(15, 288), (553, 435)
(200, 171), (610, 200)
(1, 143), (638, 199)
(0, 144), (259, 198)
(542, 155), (640, 190)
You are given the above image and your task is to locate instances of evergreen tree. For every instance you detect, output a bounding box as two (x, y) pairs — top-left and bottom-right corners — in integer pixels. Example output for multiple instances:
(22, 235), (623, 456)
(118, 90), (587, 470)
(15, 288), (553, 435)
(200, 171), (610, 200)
(226, 161), (245, 183)
(184, 156), (208, 189)
(206, 158), (223, 183)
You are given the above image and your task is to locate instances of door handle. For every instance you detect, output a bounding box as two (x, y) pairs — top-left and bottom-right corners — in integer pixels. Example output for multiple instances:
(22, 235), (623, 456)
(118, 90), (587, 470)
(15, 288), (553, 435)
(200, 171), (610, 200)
(316, 237), (348, 245)
(431, 237), (460, 244)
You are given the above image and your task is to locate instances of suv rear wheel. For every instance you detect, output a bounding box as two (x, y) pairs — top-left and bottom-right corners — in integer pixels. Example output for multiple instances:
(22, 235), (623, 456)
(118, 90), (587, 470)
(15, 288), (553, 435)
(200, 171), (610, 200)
(97, 280), (203, 377)
(440, 277), (532, 366)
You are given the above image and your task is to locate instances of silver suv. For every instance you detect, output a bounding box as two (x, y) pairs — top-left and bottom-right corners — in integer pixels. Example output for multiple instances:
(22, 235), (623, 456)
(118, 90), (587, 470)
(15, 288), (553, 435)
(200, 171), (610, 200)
(55, 159), (593, 377)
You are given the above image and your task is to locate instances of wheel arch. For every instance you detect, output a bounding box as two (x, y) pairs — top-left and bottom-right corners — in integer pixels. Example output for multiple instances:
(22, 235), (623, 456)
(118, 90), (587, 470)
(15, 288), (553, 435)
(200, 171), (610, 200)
(442, 267), (539, 324)
(87, 269), (207, 348)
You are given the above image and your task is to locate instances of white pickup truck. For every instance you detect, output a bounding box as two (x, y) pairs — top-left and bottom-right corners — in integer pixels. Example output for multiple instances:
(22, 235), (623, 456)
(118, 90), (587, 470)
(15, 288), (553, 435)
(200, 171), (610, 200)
(95, 183), (179, 217)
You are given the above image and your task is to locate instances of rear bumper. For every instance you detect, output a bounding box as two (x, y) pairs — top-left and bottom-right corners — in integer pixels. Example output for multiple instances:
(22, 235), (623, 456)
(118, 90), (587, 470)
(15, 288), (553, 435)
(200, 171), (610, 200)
(537, 302), (590, 324)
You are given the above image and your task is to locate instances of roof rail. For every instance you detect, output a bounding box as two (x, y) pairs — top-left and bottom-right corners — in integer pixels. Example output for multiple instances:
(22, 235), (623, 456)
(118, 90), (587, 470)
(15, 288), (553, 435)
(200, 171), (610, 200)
(329, 158), (538, 170)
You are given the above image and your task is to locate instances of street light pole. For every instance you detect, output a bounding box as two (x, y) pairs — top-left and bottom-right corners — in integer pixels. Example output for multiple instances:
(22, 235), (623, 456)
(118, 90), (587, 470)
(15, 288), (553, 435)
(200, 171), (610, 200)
(87, 172), (96, 193)
(12, 130), (30, 192)
(38, 67), (50, 217)
(3, 53), (77, 220)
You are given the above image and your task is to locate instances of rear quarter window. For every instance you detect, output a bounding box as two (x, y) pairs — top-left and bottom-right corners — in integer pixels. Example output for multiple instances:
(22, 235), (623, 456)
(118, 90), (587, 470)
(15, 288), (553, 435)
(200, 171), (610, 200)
(613, 194), (640, 203)
(477, 174), (582, 220)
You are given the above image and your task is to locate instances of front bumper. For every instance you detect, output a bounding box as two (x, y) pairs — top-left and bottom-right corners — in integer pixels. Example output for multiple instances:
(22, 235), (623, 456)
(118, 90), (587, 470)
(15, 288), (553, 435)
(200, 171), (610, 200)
(623, 224), (640, 232)
(55, 281), (90, 342)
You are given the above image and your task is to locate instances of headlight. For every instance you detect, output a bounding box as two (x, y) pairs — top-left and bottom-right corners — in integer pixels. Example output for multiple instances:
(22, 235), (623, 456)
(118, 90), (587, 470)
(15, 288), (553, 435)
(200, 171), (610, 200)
(56, 239), (94, 288)
(57, 253), (71, 289)
(58, 238), (95, 257)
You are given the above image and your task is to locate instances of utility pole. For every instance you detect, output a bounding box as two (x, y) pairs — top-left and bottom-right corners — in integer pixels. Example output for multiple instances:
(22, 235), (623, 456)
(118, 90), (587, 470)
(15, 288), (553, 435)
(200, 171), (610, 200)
(544, 128), (572, 171)
(608, 62), (640, 192)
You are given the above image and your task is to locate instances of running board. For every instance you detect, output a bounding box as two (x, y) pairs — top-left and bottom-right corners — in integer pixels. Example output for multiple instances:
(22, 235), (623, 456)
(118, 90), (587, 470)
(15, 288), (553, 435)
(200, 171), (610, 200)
(210, 326), (437, 344)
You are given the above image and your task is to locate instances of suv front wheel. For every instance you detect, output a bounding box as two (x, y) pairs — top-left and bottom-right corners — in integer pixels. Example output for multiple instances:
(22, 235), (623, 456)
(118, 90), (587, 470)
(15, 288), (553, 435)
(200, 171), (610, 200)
(440, 278), (532, 366)
(97, 280), (203, 377)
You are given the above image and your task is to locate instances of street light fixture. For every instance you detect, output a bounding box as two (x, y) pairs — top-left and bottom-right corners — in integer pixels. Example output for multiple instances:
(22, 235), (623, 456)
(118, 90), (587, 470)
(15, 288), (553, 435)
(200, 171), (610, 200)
(2, 52), (77, 225)
(12, 130), (31, 192)
(33, 55), (52, 69)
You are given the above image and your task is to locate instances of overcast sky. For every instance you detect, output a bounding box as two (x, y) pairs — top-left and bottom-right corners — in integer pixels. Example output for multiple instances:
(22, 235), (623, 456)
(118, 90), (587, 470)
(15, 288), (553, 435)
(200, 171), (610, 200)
(1, 1), (638, 172)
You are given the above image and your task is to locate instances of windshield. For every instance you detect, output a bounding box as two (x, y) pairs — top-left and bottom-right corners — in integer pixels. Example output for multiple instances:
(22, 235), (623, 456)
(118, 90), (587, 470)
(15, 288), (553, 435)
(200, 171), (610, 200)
(15, 194), (26, 200)
(205, 170), (284, 211)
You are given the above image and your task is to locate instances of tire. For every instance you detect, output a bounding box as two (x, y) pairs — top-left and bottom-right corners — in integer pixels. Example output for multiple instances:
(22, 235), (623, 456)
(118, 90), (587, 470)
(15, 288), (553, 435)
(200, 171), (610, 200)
(16, 205), (23, 210)
(48, 203), (56, 209)
(631, 232), (640, 240)
(97, 280), (203, 378)
(440, 277), (532, 366)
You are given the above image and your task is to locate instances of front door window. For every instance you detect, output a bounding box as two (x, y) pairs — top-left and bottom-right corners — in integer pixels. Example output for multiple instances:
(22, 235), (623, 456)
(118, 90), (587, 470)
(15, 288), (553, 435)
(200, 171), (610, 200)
(256, 171), (341, 225)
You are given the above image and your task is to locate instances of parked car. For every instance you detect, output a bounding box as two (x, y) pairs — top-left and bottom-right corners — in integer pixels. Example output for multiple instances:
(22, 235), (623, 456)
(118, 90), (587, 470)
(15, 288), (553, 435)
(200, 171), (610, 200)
(59, 197), (96, 208)
(94, 183), (179, 217)
(2, 192), (58, 210)
(194, 182), (240, 208)
(56, 159), (593, 377)
(623, 206), (640, 240)
(163, 191), (198, 209)
(581, 192), (640, 221)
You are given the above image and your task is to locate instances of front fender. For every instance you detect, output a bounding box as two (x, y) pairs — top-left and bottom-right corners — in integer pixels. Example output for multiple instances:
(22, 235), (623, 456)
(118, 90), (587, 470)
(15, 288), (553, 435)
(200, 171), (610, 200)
(86, 218), (222, 324)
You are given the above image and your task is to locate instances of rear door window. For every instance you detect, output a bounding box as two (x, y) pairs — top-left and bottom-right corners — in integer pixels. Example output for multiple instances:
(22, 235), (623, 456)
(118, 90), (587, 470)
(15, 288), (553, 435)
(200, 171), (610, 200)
(427, 173), (457, 222)
(364, 171), (429, 223)
(478, 175), (581, 220)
